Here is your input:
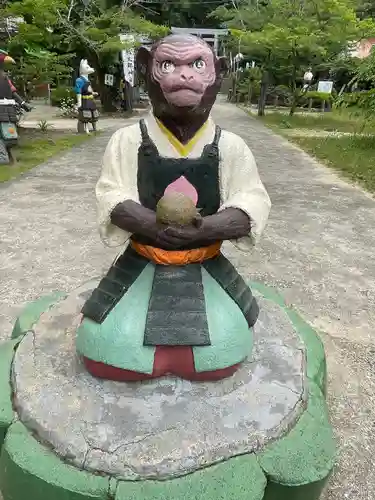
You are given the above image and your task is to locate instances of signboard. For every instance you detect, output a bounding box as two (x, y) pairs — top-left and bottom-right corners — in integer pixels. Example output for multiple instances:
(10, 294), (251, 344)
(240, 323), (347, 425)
(317, 80), (334, 94)
(104, 74), (114, 86)
(120, 34), (135, 87)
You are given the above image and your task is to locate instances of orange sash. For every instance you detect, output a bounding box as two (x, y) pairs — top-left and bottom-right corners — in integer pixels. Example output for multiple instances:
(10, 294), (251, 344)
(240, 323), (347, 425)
(131, 241), (221, 266)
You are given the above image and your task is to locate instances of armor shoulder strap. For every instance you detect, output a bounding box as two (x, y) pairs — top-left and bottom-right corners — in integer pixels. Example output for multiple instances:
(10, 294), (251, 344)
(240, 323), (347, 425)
(139, 119), (150, 141)
(212, 126), (222, 146)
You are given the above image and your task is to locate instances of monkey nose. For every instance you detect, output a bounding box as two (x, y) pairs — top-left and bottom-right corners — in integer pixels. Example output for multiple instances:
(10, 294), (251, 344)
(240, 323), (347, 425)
(180, 69), (194, 81)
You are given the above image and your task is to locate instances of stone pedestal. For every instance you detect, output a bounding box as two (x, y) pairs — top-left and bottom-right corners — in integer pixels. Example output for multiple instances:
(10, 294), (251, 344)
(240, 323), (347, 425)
(0, 281), (336, 500)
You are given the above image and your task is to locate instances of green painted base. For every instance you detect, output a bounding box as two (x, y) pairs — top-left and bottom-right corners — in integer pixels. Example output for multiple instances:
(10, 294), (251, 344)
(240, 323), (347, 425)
(0, 284), (336, 500)
(11, 292), (66, 340)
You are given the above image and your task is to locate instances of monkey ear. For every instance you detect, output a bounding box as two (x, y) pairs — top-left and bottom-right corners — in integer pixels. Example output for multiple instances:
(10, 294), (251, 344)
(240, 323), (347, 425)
(136, 47), (151, 79)
(216, 57), (229, 77)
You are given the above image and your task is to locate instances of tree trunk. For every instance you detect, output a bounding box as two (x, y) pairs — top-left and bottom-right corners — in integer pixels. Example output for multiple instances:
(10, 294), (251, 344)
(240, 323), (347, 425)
(258, 71), (269, 117)
(339, 76), (357, 96)
(289, 61), (298, 117)
(97, 68), (117, 113)
(289, 94), (298, 116)
(338, 84), (346, 97)
(122, 81), (133, 112)
(231, 74), (237, 103)
(247, 81), (253, 106)
(289, 78), (298, 117)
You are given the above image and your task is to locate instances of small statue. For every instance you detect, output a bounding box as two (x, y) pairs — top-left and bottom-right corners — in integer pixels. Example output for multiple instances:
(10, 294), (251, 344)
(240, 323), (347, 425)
(74, 59), (99, 134)
(77, 34), (272, 381)
(0, 51), (32, 164)
(303, 67), (313, 91)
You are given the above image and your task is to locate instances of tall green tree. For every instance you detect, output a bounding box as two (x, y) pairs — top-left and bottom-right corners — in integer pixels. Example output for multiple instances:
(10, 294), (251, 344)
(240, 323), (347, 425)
(1, 0), (168, 110)
(357, 0), (375, 18)
(58, 0), (167, 109)
(132, 0), (228, 29)
(212, 0), (374, 115)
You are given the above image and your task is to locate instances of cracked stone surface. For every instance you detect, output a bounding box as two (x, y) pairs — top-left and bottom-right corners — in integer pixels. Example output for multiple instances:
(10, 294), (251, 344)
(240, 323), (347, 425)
(12, 280), (306, 480)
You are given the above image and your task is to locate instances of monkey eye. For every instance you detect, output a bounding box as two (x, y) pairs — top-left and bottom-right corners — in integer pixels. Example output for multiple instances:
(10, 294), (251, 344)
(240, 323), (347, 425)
(161, 60), (175, 73)
(192, 58), (206, 71)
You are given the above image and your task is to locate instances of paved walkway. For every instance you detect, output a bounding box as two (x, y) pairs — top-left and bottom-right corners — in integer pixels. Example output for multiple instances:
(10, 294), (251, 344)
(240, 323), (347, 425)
(20, 101), (145, 131)
(21, 118), (133, 131)
(1, 101), (375, 499)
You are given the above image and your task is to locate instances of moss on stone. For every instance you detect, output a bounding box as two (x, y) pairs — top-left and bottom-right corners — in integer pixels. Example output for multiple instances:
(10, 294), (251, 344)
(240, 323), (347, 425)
(11, 292), (66, 340)
(0, 282), (335, 500)
(116, 455), (267, 500)
(250, 281), (327, 394)
(258, 381), (336, 488)
(263, 477), (331, 500)
(0, 339), (21, 450)
(286, 309), (327, 394)
(0, 422), (109, 500)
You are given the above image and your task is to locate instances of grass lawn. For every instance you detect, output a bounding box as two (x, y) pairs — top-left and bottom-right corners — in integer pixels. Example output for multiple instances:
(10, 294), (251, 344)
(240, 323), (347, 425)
(0, 128), (95, 183)
(258, 108), (375, 134)
(256, 108), (375, 193)
(293, 135), (375, 193)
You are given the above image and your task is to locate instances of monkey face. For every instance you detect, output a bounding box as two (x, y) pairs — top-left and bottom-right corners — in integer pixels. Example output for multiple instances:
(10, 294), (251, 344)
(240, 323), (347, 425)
(137, 35), (228, 118)
(151, 40), (216, 108)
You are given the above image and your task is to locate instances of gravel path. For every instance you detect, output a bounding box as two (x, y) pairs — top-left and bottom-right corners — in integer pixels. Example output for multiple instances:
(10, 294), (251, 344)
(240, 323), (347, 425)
(1, 100), (375, 499)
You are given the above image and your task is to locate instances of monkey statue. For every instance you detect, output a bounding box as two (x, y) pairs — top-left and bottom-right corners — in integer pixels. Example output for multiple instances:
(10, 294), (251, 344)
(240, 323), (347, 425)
(77, 34), (272, 382)
(0, 51), (32, 164)
(74, 59), (99, 134)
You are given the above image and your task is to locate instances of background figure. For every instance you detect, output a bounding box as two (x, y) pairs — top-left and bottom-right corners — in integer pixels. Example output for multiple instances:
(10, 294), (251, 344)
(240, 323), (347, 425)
(75, 59), (99, 134)
(0, 51), (31, 164)
(120, 77), (133, 112)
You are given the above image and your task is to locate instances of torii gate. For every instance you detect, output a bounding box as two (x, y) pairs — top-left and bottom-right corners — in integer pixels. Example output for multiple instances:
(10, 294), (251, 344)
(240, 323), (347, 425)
(170, 27), (228, 56)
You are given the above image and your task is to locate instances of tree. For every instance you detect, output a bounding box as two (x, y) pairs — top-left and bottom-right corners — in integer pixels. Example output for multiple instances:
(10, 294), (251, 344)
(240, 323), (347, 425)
(1, 0), (168, 111)
(13, 49), (73, 97)
(357, 0), (375, 18)
(0, 0), (73, 96)
(58, 1), (168, 110)
(132, 0), (228, 29)
(212, 0), (374, 116)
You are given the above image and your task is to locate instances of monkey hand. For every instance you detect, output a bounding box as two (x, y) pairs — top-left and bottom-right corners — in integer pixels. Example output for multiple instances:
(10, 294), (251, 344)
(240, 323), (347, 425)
(159, 209), (251, 248)
(111, 200), (180, 250)
(157, 215), (206, 249)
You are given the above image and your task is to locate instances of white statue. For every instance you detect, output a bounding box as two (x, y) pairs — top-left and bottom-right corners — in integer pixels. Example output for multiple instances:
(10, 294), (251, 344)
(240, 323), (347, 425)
(303, 68), (313, 91)
(74, 59), (99, 134)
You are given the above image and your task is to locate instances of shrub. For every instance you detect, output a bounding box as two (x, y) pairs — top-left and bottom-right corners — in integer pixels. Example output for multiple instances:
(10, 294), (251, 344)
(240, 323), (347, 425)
(51, 87), (76, 107)
(303, 91), (334, 103)
(334, 91), (370, 109)
(357, 89), (375, 111)
(59, 96), (77, 118)
(37, 119), (51, 133)
(237, 79), (261, 102)
(267, 85), (293, 106)
(235, 68), (262, 103)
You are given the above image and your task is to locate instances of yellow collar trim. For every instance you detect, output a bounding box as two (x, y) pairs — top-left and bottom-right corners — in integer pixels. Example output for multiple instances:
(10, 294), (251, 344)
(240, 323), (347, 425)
(155, 118), (208, 157)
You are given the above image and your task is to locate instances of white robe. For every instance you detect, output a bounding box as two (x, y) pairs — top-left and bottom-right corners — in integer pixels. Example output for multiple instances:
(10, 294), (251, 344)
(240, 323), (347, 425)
(96, 112), (271, 253)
